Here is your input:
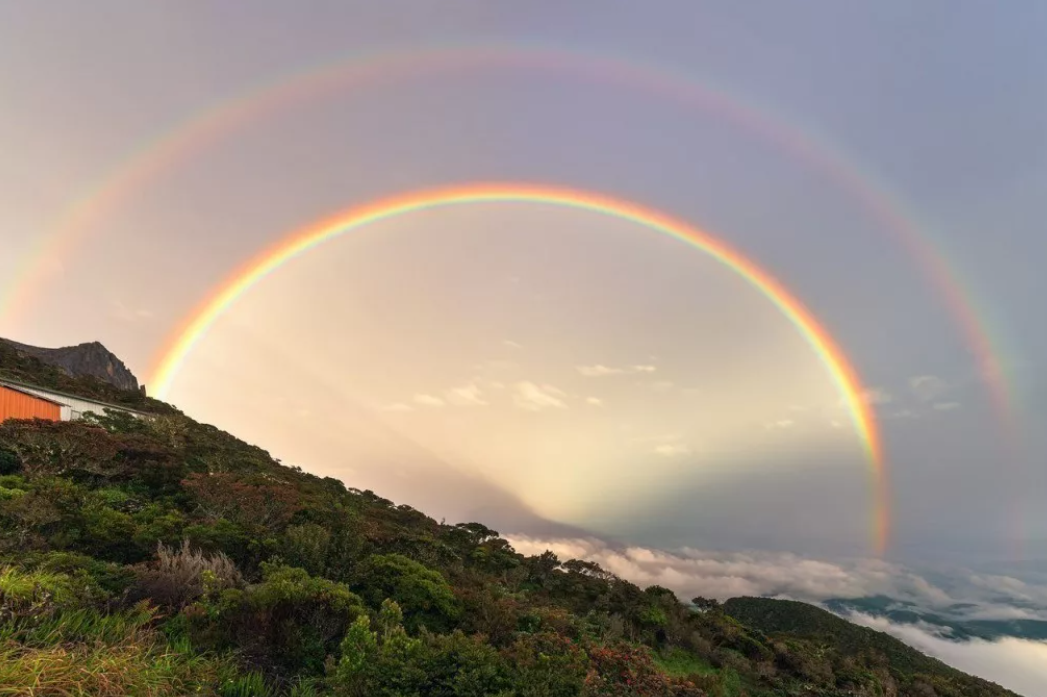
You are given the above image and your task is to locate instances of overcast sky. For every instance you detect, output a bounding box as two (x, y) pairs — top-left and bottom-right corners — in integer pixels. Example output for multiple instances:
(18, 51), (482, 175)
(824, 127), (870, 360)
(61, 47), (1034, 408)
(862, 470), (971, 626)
(1, 2), (1045, 568)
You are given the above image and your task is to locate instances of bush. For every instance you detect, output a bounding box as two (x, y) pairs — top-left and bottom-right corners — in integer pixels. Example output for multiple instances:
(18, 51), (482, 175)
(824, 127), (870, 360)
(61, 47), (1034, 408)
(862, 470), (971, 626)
(583, 643), (705, 696)
(501, 631), (588, 696)
(132, 539), (242, 609)
(187, 562), (365, 676)
(333, 600), (511, 697)
(353, 554), (459, 632)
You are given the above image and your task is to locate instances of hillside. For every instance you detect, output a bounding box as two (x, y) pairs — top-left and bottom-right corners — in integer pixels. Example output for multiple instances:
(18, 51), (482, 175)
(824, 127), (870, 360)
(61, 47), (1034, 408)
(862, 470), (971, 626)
(722, 597), (1011, 692)
(0, 347), (1021, 696)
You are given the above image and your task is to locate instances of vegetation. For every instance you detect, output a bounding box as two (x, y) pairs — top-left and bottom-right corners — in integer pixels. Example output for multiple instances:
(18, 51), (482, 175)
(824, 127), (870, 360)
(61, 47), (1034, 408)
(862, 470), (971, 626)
(0, 361), (1022, 695)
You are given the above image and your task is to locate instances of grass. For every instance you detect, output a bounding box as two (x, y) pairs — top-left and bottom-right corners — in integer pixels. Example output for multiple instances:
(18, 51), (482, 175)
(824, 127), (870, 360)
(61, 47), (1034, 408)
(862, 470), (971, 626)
(653, 646), (718, 677)
(0, 567), (77, 608)
(0, 636), (230, 696)
(651, 648), (751, 697)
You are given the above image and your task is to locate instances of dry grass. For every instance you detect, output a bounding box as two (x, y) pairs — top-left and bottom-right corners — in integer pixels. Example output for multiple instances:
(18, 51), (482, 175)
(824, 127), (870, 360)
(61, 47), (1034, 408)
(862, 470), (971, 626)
(133, 540), (242, 609)
(0, 637), (225, 696)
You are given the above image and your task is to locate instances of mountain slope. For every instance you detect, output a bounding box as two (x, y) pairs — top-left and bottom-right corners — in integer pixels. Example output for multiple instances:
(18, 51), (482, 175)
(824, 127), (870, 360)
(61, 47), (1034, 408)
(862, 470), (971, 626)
(723, 596), (1010, 691)
(0, 339), (1022, 696)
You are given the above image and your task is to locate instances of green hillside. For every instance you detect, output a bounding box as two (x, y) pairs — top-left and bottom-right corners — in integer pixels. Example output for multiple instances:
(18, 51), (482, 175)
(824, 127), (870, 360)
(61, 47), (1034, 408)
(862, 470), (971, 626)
(0, 359), (1021, 696)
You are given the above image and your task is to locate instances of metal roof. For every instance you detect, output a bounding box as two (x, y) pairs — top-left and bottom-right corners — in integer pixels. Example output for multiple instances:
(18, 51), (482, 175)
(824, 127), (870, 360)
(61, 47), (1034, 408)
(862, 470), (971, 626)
(0, 377), (152, 417)
(0, 382), (66, 406)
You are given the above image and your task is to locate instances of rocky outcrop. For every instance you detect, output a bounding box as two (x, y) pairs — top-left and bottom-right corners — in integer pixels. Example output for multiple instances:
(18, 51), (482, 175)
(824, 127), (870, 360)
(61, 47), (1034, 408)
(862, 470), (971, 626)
(1, 339), (140, 392)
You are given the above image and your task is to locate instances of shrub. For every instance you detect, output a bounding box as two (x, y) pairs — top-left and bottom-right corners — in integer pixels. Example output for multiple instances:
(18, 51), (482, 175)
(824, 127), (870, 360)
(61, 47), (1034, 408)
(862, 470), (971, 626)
(188, 562), (365, 676)
(353, 554), (459, 632)
(583, 643), (705, 696)
(333, 600), (511, 697)
(501, 631), (588, 696)
(132, 539), (242, 609)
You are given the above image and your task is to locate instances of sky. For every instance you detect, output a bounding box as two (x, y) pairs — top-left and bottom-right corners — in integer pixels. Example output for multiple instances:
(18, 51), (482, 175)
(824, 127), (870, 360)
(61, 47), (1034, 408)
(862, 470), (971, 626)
(1, 2), (1046, 690)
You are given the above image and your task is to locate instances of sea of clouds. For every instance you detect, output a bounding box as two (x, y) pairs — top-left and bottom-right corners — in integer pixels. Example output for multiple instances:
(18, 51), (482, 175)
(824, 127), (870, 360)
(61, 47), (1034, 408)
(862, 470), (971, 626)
(505, 535), (1047, 696)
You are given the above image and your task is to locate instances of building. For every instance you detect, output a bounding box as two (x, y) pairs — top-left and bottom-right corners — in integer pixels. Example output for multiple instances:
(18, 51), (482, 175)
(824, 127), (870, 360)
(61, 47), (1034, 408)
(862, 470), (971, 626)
(0, 383), (64, 421)
(0, 378), (150, 423)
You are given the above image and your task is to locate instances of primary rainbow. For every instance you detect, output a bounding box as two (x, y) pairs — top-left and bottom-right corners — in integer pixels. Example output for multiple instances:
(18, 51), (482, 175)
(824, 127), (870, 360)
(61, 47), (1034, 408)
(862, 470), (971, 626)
(1, 43), (1015, 437)
(148, 182), (890, 556)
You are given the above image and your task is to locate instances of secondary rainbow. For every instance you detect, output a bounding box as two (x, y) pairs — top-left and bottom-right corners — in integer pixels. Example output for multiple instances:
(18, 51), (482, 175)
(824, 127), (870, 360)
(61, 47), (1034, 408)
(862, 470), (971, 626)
(148, 182), (890, 556)
(1, 43), (1014, 439)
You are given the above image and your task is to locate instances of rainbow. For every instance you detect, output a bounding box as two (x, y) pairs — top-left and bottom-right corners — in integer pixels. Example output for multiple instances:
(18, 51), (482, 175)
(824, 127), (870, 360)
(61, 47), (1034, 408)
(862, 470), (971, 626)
(148, 183), (891, 556)
(0, 43), (1014, 434)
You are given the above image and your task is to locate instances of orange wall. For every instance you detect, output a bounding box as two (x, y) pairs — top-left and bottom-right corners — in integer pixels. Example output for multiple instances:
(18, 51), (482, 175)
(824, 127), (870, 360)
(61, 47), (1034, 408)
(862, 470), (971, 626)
(0, 385), (61, 422)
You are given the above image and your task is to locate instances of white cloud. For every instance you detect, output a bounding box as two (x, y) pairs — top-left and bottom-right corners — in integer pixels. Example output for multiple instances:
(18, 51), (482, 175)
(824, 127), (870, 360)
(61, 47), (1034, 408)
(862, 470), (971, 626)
(654, 443), (691, 457)
(586, 397), (604, 406)
(847, 613), (1047, 696)
(862, 387), (894, 405)
(765, 419), (795, 429)
(444, 382), (487, 407)
(577, 364), (657, 377)
(910, 374), (949, 402)
(512, 382), (568, 411)
(504, 536), (944, 603)
(111, 299), (154, 323)
(629, 433), (683, 445)
(413, 394), (445, 407)
(933, 401), (961, 411)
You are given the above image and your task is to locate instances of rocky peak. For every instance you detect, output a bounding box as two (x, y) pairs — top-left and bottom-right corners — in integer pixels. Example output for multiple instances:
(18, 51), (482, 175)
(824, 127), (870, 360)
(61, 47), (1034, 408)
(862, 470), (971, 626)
(1, 338), (141, 392)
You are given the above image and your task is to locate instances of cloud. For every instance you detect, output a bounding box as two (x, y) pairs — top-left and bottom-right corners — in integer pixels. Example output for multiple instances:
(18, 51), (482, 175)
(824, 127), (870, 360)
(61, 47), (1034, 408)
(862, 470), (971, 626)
(503, 340), (523, 349)
(502, 536), (932, 603)
(512, 382), (568, 411)
(111, 299), (154, 323)
(413, 394), (445, 407)
(577, 364), (657, 377)
(847, 613), (1047, 696)
(444, 382), (487, 407)
(649, 380), (676, 393)
(499, 536), (1047, 616)
(586, 397), (604, 406)
(765, 419), (795, 429)
(910, 374), (949, 402)
(861, 387), (894, 405)
(933, 401), (962, 411)
(654, 443), (691, 457)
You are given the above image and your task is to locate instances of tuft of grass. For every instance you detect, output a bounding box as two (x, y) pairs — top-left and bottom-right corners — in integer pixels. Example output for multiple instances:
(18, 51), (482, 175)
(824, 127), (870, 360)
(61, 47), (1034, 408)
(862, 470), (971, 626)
(0, 637), (228, 697)
(652, 646), (718, 678)
(0, 566), (77, 609)
(0, 601), (157, 647)
(218, 670), (274, 697)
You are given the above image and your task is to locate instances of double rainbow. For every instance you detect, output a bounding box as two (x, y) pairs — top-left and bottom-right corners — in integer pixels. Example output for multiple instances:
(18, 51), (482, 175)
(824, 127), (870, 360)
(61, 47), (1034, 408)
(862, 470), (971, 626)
(148, 183), (890, 556)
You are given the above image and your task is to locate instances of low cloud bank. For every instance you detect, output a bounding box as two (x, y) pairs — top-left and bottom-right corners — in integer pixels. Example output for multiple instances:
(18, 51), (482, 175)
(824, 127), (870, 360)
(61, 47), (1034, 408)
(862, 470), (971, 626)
(847, 613), (1047, 697)
(505, 535), (951, 603)
(504, 535), (1047, 696)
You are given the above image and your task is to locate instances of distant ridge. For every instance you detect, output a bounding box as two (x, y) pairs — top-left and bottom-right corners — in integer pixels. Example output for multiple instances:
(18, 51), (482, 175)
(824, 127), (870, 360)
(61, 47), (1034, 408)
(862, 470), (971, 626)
(1, 338), (140, 392)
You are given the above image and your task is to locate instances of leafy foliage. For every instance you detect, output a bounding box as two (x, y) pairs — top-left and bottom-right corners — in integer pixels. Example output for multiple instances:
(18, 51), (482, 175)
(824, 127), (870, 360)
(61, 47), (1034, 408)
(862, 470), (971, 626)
(0, 358), (1023, 696)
